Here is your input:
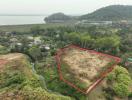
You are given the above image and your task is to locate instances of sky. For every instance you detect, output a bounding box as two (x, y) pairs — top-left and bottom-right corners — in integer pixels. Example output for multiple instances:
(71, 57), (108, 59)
(1, 0), (132, 15)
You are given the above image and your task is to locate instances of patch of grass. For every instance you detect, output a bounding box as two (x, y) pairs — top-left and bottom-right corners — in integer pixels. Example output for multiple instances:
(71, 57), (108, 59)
(36, 62), (87, 100)
(0, 23), (72, 32)
(0, 53), (71, 100)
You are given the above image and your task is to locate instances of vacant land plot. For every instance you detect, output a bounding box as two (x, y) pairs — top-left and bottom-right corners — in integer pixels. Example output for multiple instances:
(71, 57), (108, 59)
(62, 48), (111, 85)
(0, 53), (23, 70)
(56, 45), (120, 94)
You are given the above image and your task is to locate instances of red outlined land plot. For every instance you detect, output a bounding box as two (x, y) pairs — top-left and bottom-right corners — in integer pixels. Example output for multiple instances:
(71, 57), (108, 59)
(55, 45), (121, 94)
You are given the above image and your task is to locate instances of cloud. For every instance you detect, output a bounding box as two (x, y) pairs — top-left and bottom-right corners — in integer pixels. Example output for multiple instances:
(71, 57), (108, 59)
(0, 0), (132, 15)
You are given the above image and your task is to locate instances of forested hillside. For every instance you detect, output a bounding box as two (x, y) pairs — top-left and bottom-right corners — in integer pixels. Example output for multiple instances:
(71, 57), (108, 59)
(44, 13), (71, 23)
(80, 5), (132, 21)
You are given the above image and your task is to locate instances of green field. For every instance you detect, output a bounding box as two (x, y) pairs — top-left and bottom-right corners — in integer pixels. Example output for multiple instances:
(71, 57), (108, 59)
(0, 23), (73, 32)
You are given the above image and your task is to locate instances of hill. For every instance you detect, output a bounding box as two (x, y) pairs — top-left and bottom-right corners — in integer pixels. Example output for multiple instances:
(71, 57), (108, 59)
(80, 5), (132, 21)
(0, 53), (71, 100)
(44, 13), (71, 23)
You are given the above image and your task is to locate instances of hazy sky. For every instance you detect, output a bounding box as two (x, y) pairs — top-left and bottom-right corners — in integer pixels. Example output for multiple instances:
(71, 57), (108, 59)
(1, 0), (132, 15)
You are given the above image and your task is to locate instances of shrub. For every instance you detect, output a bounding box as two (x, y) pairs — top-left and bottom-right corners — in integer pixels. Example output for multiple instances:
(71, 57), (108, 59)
(107, 66), (132, 98)
(113, 83), (129, 97)
(4, 71), (25, 87)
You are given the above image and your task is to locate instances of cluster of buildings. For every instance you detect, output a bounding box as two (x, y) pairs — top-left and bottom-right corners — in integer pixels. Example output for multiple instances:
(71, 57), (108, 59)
(9, 36), (50, 50)
(76, 20), (132, 26)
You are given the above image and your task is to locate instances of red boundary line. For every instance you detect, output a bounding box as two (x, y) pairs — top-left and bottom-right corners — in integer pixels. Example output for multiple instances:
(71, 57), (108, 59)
(55, 44), (121, 94)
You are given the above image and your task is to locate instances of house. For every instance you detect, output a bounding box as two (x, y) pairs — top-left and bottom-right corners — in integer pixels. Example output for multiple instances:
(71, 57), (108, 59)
(45, 46), (50, 50)
(77, 20), (112, 25)
(34, 37), (42, 45)
(27, 36), (34, 40)
(40, 44), (50, 51)
(10, 38), (18, 43)
(17, 43), (22, 46)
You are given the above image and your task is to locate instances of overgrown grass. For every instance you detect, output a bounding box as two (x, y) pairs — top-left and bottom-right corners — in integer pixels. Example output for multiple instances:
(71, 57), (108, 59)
(0, 23), (72, 32)
(60, 61), (88, 90)
(0, 53), (71, 100)
(35, 61), (87, 100)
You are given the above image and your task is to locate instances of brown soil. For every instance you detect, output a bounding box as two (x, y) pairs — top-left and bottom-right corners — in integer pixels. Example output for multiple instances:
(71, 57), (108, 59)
(0, 53), (23, 60)
(61, 48), (112, 86)
(0, 53), (23, 70)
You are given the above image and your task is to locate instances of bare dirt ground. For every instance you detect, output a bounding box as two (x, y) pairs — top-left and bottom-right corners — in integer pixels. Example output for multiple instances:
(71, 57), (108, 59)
(0, 53), (23, 60)
(0, 53), (23, 70)
(0, 59), (7, 69)
(62, 48), (112, 87)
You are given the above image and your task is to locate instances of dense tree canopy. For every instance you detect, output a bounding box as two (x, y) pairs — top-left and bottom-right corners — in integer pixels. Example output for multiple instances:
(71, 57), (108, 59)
(45, 13), (71, 23)
(107, 66), (132, 97)
(28, 46), (42, 61)
(80, 5), (132, 21)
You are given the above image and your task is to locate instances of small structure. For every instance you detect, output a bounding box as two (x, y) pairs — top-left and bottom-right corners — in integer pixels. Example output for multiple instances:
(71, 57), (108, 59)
(27, 36), (34, 40)
(17, 43), (22, 46)
(125, 58), (132, 66)
(77, 20), (112, 25)
(5, 32), (11, 36)
(34, 37), (41, 45)
(45, 46), (50, 50)
(40, 45), (50, 50)
(10, 38), (18, 43)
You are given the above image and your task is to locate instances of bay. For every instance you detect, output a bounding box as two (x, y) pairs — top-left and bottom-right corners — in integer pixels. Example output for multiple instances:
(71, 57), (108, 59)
(0, 15), (46, 25)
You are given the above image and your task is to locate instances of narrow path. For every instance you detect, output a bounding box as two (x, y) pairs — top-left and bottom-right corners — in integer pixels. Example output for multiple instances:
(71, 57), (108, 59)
(86, 78), (104, 94)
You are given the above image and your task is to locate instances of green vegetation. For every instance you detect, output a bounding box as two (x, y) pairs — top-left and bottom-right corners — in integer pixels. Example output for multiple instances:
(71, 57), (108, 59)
(45, 13), (72, 23)
(80, 5), (132, 21)
(36, 61), (87, 100)
(0, 54), (71, 100)
(107, 66), (132, 98)
(0, 45), (9, 54)
(0, 23), (71, 32)
(0, 21), (132, 99)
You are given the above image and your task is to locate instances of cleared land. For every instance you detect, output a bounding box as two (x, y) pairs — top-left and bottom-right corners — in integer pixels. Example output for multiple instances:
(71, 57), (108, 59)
(62, 48), (111, 85)
(57, 46), (117, 93)
(0, 53), (23, 70)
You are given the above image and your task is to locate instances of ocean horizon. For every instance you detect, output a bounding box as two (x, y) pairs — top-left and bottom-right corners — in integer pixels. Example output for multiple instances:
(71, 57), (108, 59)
(0, 15), (46, 25)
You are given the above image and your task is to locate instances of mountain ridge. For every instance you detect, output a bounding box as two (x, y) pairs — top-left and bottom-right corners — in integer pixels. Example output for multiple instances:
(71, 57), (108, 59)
(80, 5), (132, 21)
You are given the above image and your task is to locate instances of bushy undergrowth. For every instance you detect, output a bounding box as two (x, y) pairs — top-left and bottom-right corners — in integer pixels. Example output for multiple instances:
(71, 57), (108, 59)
(0, 54), (71, 100)
(107, 66), (132, 98)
